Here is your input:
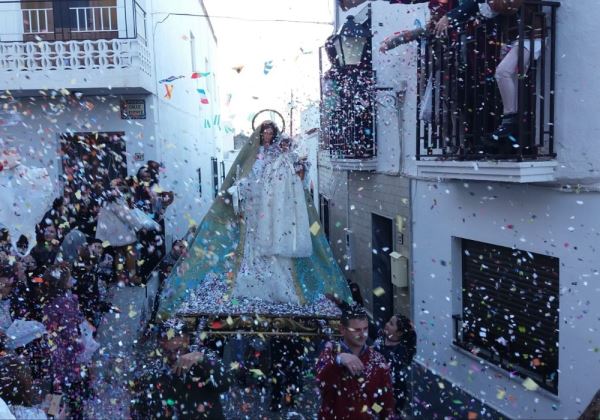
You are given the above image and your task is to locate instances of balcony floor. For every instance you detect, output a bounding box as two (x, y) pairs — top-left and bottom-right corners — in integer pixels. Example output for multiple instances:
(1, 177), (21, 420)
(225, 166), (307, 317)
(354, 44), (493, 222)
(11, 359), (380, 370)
(330, 157), (378, 171)
(0, 38), (153, 95)
(416, 159), (557, 183)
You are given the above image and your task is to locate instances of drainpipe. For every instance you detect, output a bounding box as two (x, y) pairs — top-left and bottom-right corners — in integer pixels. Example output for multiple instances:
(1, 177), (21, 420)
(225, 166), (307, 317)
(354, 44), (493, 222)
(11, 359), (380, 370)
(397, 80), (407, 173)
(334, 0), (340, 31)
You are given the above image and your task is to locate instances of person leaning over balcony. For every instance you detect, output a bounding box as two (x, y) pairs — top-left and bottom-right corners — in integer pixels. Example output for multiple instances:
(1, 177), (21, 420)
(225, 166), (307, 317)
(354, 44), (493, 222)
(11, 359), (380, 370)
(316, 304), (396, 419)
(381, 1), (457, 125)
(434, 0), (543, 147)
(380, 0), (456, 52)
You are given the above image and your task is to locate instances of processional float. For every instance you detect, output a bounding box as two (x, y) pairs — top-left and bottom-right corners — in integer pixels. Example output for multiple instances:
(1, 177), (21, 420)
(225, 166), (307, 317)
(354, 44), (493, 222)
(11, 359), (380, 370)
(156, 110), (354, 339)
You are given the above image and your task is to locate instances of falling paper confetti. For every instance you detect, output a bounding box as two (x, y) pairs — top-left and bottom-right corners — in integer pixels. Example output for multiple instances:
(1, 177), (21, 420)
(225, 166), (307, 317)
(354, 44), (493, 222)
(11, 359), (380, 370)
(197, 89), (210, 104)
(522, 377), (540, 391)
(310, 221), (321, 236)
(263, 60), (274, 75)
(164, 84), (174, 99)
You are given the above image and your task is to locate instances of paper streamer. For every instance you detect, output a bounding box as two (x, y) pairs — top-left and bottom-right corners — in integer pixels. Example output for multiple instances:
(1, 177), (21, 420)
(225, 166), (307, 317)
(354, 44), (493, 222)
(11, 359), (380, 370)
(164, 84), (174, 99)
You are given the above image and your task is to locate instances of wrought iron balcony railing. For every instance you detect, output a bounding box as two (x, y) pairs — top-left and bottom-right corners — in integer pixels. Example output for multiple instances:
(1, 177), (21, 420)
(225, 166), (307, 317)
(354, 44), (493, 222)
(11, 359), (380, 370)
(416, 0), (560, 161)
(320, 66), (376, 160)
(0, 0), (150, 76)
(0, 0), (146, 42)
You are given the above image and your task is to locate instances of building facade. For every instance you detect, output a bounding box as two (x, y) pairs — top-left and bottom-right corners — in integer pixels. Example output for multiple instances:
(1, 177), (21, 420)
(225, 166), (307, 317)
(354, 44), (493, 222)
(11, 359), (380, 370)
(323, 0), (599, 418)
(0, 0), (232, 244)
(318, 3), (413, 327)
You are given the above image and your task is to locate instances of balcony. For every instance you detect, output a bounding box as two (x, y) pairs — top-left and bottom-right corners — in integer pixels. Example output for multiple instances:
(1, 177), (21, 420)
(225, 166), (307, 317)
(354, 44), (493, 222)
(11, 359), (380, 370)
(415, 0), (560, 183)
(320, 67), (377, 171)
(0, 0), (152, 95)
(319, 5), (376, 172)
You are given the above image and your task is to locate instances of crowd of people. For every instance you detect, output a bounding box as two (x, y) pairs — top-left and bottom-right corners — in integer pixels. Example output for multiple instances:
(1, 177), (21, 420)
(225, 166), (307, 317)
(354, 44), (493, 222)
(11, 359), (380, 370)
(0, 159), (188, 418)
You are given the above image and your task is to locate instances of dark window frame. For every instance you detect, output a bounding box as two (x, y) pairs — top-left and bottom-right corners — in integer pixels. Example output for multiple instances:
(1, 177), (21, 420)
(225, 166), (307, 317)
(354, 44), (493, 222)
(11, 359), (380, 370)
(318, 193), (330, 241)
(211, 157), (218, 198)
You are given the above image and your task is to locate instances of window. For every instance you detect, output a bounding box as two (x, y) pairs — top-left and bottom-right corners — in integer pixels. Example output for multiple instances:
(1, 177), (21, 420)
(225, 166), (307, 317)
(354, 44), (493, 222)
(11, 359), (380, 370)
(319, 194), (330, 241)
(197, 168), (202, 197)
(220, 161), (225, 183)
(211, 157), (218, 198)
(455, 239), (559, 394)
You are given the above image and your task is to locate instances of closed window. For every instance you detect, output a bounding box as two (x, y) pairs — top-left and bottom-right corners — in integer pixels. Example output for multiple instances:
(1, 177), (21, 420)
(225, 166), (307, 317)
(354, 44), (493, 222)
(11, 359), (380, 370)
(211, 157), (218, 198)
(455, 239), (559, 394)
(319, 194), (330, 241)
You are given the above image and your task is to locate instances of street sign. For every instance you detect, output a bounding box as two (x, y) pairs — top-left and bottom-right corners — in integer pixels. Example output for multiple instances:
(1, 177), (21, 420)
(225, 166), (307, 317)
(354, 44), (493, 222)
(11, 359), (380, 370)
(120, 99), (146, 119)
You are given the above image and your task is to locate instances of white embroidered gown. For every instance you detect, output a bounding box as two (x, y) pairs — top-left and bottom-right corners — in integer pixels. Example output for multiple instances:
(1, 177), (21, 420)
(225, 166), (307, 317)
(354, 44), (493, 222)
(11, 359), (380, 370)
(232, 145), (312, 304)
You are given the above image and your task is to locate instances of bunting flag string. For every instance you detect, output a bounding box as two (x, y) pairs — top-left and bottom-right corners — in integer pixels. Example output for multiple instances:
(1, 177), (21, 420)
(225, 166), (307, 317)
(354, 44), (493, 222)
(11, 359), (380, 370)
(159, 75), (185, 83)
(197, 89), (210, 105)
(159, 72), (211, 84)
(191, 72), (211, 79)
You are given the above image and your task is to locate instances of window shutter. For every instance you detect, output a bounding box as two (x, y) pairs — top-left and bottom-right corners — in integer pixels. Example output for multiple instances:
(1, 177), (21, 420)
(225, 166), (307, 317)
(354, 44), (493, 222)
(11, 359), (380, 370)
(460, 239), (559, 394)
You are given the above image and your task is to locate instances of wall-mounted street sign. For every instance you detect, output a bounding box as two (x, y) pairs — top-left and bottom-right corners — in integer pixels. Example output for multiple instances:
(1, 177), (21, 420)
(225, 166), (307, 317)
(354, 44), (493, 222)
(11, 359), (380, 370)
(120, 99), (146, 119)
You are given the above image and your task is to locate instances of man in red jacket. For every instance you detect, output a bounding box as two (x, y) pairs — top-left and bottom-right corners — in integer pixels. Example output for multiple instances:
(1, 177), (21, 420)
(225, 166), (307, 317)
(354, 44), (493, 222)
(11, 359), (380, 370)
(316, 305), (395, 419)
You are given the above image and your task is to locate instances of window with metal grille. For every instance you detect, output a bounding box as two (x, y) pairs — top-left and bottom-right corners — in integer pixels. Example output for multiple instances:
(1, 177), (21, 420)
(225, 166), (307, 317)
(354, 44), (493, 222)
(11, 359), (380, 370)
(220, 161), (225, 183)
(455, 239), (559, 394)
(211, 157), (218, 198)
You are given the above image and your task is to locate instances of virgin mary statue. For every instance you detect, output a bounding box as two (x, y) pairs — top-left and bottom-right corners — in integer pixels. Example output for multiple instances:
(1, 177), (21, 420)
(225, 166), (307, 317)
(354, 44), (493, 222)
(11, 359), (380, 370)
(157, 120), (352, 320)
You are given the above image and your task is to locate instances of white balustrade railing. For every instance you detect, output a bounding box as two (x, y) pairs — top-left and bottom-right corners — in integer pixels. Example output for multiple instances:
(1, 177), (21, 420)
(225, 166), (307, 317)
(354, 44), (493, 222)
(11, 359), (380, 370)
(22, 8), (52, 34)
(70, 6), (118, 33)
(0, 38), (151, 75)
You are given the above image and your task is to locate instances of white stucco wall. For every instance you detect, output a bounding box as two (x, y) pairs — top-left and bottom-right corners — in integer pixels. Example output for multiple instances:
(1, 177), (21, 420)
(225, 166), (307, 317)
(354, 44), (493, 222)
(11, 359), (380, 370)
(552, 0), (600, 184)
(371, 2), (426, 175)
(0, 0), (230, 244)
(149, 0), (229, 242)
(411, 179), (600, 419)
(0, 95), (154, 184)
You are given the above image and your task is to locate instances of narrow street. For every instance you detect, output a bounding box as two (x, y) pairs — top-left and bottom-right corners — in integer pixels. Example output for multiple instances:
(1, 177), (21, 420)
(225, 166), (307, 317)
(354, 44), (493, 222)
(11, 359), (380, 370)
(0, 0), (599, 419)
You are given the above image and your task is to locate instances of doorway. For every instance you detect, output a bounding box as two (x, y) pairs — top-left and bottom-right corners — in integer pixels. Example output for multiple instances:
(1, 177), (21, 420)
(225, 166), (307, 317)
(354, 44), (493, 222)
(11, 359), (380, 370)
(371, 213), (393, 329)
(60, 131), (127, 199)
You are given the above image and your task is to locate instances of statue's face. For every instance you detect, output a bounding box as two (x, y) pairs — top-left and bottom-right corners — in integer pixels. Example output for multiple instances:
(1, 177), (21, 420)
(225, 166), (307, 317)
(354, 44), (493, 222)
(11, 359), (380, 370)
(262, 127), (274, 146)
